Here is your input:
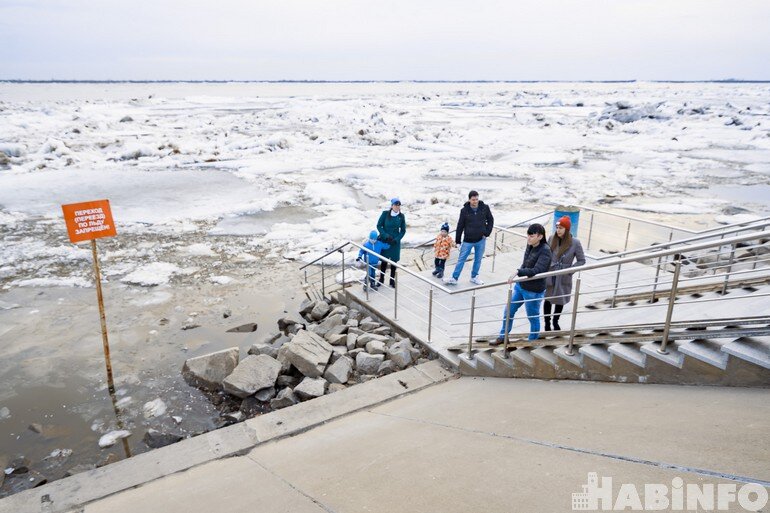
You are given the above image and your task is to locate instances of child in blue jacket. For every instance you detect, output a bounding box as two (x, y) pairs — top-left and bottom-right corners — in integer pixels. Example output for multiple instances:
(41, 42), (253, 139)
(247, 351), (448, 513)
(357, 230), (390, 290)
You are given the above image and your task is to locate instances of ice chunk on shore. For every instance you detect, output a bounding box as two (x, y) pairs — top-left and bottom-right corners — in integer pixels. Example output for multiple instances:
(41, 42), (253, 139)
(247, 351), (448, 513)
(98, 430), (131, 448)
(121, 262), (181, 286)
(142, 398), (167, 418)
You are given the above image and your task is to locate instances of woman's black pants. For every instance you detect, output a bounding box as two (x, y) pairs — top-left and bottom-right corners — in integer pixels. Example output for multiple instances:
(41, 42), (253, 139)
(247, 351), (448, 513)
(543, 300), (564, 330)
(379, 261), (396, 287)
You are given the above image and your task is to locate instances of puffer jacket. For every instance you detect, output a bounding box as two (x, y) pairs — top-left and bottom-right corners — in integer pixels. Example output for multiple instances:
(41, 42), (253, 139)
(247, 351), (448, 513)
(516, 242), (552, 293)
(455, 201), (494, 244)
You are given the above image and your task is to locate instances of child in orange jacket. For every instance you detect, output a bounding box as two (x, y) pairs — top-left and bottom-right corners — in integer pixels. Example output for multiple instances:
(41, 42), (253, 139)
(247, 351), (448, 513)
(432, 223), (456, 279)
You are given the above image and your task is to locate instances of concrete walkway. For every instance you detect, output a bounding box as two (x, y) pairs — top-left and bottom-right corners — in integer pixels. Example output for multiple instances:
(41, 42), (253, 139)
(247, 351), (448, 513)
(81, 378), (769, 513)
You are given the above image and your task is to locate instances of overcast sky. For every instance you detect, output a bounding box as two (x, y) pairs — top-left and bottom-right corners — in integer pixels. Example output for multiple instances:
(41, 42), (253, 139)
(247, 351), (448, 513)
(1, 0), (768, 81)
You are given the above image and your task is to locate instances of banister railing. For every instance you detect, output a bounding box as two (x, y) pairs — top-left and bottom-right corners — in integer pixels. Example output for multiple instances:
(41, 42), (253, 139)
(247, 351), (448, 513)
(300, 208), (770, 365)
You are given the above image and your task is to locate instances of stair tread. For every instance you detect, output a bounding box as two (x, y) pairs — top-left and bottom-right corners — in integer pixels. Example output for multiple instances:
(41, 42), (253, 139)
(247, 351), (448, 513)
(678, 338), (729, 370)
(608, 343), (647, 368)
(554, 346), (584, 368)
(579, 344), (613, 368)
(531, 347), (558, 368)
(641, 342), (685, 369)
(491, 351), (516, 369)
(510, 347), (535, 367)
(721, 336), (770, 370)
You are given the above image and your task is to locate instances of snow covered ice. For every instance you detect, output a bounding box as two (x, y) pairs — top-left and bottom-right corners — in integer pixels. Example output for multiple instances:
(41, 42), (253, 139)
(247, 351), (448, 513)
(0, 81), (769, 289)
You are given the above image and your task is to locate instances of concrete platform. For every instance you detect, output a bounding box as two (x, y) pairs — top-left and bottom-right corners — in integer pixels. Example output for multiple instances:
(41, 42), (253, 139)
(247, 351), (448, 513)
(76, 378), (769, 513)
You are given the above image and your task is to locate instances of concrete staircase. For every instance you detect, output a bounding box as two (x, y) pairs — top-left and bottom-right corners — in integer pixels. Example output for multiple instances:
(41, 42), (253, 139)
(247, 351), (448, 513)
(445, 286), (770, 386)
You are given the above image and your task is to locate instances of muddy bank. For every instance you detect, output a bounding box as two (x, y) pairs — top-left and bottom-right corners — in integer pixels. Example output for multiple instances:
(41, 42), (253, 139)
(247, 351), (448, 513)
(0, 257), (304, 497)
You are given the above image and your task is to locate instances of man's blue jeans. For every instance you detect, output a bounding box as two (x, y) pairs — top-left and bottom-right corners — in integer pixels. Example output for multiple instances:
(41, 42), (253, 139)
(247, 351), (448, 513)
(452, 238), (486, 280)
(499, 283), (545, 340)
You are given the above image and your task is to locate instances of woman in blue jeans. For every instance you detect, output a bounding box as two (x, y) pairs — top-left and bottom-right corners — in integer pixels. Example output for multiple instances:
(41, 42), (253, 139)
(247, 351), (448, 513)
(491, 223), (552, 345)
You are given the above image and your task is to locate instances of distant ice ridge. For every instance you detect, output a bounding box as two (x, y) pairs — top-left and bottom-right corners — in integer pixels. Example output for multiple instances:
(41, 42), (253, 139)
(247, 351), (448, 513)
(0, 82), (768, 287)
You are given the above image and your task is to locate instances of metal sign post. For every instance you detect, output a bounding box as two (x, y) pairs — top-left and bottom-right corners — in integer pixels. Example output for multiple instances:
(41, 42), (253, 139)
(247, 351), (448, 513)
(62, 199), (118, 395)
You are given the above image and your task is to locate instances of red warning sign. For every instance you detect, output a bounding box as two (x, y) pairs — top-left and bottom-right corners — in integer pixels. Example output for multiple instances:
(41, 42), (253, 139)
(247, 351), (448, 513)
(62, 199), (117, 244)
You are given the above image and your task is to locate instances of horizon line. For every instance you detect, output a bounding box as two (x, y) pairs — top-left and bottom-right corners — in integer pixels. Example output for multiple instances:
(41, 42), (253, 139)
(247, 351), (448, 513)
(2, 79), (770, 84)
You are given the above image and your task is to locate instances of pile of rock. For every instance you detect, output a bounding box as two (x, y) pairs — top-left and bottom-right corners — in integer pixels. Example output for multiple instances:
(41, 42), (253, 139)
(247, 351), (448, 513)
(182, 297), (429, 420)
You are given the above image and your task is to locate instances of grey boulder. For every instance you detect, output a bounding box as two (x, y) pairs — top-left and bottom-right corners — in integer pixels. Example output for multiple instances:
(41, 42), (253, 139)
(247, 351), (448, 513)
(310, 301), (331, 320)
(222, 355), (282, 398)
(356, 352), (384, 375)
(182, 347), (240, 391)
(324, 356), (353, 384)
(294, 377), (327, 401)
(278, 330), (333, 378)
(270, 388), (298, 410)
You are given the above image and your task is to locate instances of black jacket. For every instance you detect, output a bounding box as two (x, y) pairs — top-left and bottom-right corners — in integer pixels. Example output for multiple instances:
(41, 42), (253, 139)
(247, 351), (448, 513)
(455, 201), (494, 244)
(517, 242), (552, 293)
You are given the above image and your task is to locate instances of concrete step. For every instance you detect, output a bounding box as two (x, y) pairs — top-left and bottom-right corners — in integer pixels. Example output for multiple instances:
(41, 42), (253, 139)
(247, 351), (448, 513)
(678, 339), (730, 370)
(579, 344), (613, 368)
(511, 347), (535, 368)
(437, 349), (461, 371)
(457, 350), (497, 376)
(491, 350), (516, 371)
(554, 346), (584, 368)
(608, 343), (647, 368)
(641, 342), (686, 369)
(721, 336), (770, 370)
(456, 352), (478, 374)
(475, 351), (497, 374)
(531, 347), (558, 368)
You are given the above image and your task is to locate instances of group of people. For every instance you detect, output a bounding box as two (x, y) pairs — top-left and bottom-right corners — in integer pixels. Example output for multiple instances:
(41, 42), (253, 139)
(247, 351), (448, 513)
(356, 190), (585, 341)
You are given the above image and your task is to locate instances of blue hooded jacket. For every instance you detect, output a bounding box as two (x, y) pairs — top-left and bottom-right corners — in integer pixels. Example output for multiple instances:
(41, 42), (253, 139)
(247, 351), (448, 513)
(358, 231), (390, 266)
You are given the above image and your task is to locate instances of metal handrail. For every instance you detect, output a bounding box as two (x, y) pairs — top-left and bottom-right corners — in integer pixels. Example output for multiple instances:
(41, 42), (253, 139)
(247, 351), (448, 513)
(299, 242), (351, 270)
(414, 210), (552, 248)
(349, 241), (454, 294)
(451, 230), (769, 295)
(592, 218), (770, 261)
(571, 204), (699, 234)
(694, 215), (770, 235)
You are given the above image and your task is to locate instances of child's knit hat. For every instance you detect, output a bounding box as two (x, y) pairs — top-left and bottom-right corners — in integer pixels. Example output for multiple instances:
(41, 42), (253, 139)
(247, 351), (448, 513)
(440, 223), (450, 233)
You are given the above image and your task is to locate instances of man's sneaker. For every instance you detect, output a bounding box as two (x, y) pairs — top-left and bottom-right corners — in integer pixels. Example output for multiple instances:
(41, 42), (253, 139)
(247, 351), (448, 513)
(470, 276), (484, 285)
(444, 277), (458, 285)
(489, 336), (505, 347)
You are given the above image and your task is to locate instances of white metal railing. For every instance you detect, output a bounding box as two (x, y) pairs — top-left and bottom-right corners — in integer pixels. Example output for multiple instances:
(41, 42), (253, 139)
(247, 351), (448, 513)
(300, 208), (770, 363)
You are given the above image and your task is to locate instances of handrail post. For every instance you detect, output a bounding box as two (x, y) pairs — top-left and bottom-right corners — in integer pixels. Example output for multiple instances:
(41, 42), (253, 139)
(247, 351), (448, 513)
(586, 213), (595, 250)
(467, 293), (476, 360)
(340, 250), (345, 291)
(427, 288), (434, 342)
(721, 243), (736, 295)
(566, 278), (581, 356)
(321, 262), (326, 299)
(623, 221), (631, 252)
(503, 286), (513, 358)
(364, 262), (370, 302)
(658, 260), (682, 355)
(610, 264), (622, 308)
(650, 256), (662, 303)
(492, 230), (498, 272)
(394, 271), (398, 320)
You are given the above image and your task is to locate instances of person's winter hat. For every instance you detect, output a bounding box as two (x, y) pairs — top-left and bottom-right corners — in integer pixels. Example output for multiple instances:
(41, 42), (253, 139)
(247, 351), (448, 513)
(440, 223), (450, 233)
(556, 216), (571, 231)
(390, 198), (401, 206)
(369, 230), (378, 240)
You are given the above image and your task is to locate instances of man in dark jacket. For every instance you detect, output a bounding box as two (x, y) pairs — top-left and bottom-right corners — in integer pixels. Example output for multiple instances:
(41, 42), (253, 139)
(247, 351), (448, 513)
(444, 190), (494, 285)
(491, 223), (552, 344)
